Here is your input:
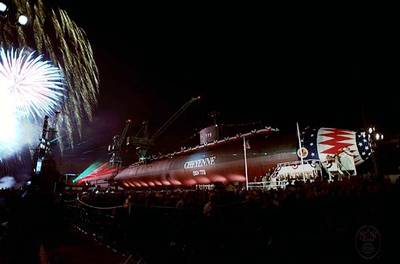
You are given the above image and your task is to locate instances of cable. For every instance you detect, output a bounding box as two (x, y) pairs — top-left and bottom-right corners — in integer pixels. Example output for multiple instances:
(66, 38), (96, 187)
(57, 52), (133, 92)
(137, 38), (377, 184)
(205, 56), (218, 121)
(77, 197), (124, 210)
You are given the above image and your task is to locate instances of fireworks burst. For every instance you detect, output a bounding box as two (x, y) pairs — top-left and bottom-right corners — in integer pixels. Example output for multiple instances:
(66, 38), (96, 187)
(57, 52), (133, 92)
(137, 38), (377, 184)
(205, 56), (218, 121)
(0, 47), (65, 119)
(0, 47), (65, 160)
(0, 0), (99, 162)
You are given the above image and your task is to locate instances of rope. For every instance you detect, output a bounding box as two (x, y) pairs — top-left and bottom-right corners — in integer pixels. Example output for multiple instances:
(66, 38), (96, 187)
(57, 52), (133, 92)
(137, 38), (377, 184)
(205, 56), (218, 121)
(77, 197), (125, 210)
(63, 199), (77, 203)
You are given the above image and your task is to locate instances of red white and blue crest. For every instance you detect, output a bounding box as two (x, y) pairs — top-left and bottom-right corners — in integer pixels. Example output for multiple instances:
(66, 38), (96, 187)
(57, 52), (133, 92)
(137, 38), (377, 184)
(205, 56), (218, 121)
(301, 127), (373, 165)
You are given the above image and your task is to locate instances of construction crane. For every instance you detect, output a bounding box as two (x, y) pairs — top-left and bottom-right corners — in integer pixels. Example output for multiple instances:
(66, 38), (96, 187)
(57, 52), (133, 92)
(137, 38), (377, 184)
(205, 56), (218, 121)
(108, 119), (132, 168)
(34, 113), (60, 175)
(75, 97), (199, 186)
(128, 96), (201, 161)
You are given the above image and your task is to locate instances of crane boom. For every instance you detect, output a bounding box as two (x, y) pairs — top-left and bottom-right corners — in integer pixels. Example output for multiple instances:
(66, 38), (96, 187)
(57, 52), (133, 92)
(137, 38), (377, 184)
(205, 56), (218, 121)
(120, 96), (201, 162)
(151, 96), (200, 141)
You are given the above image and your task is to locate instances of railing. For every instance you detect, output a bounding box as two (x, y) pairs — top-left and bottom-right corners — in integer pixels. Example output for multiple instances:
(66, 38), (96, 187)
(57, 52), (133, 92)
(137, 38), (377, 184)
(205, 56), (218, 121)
(269, 159), (323, 182)
(247, 180), (289, 190)
(276, 159), (321, 168)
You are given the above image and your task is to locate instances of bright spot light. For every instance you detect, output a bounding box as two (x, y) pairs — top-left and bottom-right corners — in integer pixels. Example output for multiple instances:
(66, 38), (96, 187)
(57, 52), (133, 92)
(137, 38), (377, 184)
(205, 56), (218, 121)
(380, 134), (384, 140)
(18, 15), (28, 25)
(368, 127), (373, 134)
(375, 133), (380, 141)
(0, 2), (7, 12)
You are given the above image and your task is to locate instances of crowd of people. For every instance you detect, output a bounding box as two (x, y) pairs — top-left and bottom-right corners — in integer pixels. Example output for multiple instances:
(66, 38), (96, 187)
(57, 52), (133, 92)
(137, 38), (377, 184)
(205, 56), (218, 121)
(63, 176), (399, 263)
(1, 175), (399, 263)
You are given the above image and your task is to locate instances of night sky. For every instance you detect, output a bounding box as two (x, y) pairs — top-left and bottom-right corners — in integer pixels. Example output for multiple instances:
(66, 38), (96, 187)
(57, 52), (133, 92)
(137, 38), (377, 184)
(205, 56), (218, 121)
(55, 1), (399, 172)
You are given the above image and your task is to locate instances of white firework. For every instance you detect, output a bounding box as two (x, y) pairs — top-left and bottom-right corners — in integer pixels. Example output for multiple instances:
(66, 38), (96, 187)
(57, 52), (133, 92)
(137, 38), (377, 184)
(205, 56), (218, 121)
(0, 47), (65, 119)
(0, 47), (65, 160)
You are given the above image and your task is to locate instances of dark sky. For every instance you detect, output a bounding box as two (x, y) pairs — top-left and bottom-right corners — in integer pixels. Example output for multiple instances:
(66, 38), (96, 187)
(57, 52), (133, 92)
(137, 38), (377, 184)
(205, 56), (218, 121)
(55, 1), (399, 172)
